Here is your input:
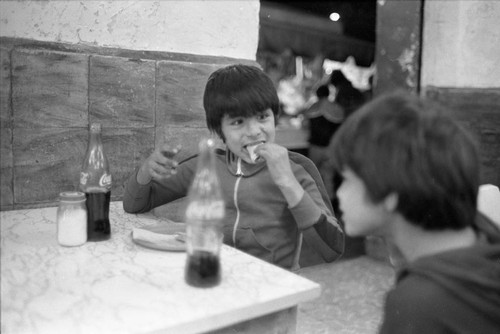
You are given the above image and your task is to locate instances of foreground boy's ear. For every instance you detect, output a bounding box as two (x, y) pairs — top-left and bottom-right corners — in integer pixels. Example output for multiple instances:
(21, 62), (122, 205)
(383, 193), (398, 212)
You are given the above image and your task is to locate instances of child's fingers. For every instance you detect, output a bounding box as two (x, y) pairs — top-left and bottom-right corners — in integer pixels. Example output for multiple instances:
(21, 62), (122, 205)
(160, 143), (182, 159)
(151, 162), (177, 179)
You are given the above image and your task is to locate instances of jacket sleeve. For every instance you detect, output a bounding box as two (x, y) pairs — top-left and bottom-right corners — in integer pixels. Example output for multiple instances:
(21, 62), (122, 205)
(288, 153), (345, 263)
(122, 157), (196, 214)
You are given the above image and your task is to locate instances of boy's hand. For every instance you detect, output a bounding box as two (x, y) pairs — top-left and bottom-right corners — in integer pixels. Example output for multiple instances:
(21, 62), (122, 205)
(137, 143), (181, 185)
(255, 143), (294, 186)
(256, 143), (304, 207)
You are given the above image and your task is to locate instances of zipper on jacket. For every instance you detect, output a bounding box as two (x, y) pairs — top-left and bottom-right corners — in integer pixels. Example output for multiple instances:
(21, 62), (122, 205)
(232, 158), (243, 246)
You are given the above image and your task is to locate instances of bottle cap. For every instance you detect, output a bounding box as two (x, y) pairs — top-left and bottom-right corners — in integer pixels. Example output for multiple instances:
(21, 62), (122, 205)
(198, 138), (216, 151)
(59, 191), (86, 202)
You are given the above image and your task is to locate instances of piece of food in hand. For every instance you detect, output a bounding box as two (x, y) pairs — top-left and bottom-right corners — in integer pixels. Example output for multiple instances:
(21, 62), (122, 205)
(174, 232), (186, 243)
(247, 143), (262, 162)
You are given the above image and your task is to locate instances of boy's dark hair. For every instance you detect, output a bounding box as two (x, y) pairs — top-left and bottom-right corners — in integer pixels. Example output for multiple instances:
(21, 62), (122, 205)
(330, 91), (480, 231)
(316, 85), (330, 98)
(203, 64), (281, 140)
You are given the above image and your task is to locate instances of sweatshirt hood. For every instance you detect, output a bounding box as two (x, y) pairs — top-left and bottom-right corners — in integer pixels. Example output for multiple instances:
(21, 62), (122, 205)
(399, 243), (500, 323)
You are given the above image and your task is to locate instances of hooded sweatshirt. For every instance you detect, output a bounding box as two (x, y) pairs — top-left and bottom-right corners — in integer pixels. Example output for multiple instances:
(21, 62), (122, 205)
(380, 216), (500, 334)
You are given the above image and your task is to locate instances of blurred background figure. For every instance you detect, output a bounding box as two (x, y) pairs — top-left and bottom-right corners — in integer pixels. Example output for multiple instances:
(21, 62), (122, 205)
(329, 69), (367, 220)
(329, 69), (366, 119)
(303, 84), (344, 199)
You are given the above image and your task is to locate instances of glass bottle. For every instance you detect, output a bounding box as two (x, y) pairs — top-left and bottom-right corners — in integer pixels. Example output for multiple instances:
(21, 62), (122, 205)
(184, 138), (225, 288)
(79, 123), (112, 241)
(57, 191), (87, 246)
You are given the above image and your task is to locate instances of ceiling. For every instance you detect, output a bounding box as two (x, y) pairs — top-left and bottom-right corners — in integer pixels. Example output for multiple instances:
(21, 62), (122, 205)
(258, 1), (375, 66)
(261, 0), (376, 43)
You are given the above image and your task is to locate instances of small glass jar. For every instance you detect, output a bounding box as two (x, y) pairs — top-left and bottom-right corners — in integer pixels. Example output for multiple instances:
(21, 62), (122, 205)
(57, 191), (87, 246)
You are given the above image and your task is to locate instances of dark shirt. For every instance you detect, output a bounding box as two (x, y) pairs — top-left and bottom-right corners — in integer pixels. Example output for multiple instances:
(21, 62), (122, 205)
(380, 239), (500, 334)
(305, 99), (344, 147)
(309, 115), (342, 147)
(335, 84), (366, 118)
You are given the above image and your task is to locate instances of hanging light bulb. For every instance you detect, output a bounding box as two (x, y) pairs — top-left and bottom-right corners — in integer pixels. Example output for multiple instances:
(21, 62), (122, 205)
(329, 12), (340, 22)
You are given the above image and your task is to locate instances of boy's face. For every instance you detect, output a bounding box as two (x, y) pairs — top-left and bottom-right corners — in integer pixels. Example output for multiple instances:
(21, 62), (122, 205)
(336, 169), (390, 237)
(221, 108), (275, 164)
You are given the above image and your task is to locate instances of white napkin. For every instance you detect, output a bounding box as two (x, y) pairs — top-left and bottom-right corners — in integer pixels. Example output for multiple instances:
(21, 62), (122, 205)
(132, 223), (186, 251)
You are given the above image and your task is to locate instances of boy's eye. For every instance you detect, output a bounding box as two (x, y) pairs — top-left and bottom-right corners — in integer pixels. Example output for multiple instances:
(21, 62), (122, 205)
(257, 111), (271, 120)
(229, 118), (243, 126)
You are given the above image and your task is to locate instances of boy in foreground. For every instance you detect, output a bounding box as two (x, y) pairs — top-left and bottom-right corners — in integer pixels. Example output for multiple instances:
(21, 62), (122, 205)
(124, 64), (344, 270)
(330, 92), (500, 333)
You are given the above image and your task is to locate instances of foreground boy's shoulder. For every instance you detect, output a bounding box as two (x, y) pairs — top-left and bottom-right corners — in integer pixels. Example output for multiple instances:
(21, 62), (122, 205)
(382, 244), (500, 334)
(386, 270), (453, 316)
(382, 273), (452, 333)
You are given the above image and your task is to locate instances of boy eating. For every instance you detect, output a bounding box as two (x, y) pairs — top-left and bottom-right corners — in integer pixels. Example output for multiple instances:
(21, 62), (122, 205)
(124, 64), (344, 270)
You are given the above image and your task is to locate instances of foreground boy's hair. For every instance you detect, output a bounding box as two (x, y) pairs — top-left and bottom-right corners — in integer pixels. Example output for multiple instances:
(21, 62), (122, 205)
(331, 91), (480, 230)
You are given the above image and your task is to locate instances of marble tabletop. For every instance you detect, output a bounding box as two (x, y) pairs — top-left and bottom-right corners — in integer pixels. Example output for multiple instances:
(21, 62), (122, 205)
(1, 202), (320, 334)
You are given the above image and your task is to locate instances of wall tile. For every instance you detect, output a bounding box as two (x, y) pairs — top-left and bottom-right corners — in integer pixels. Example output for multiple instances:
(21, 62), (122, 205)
(12, 49), (88, 128)
(1, 46), (11, 128)
(0, 167), (13, 209)
(1, 127), (13, 168)
(1, 47), (13, 209)
(89, 56), (155, 127)
(13, 127), (87, 166)
(159, 126), (213, 162)
(13, 127), (87, 204)
(14, 161), (81, 204)
(103, 127), (154, 199)
(156, 61), (223, 128)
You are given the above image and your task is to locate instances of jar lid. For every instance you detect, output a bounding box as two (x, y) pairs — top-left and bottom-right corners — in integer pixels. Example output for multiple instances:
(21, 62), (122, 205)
(59, 191), (86, 202)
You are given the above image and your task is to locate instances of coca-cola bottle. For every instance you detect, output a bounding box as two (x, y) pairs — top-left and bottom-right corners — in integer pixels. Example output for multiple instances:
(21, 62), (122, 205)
(184, 138), (225, 288)
(79, 123), (112, 241)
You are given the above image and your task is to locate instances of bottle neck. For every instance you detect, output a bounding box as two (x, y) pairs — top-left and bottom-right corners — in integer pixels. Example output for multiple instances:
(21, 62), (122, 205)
(80, 123), (111, 191)
(85, 126), (105, 165)
(192, 146), (220, 197)
(88, 124), (103, 147)
(189, 139), (222, 197)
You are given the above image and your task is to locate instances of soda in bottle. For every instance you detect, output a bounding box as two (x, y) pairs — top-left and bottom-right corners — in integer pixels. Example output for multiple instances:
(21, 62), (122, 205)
(80, 123), (112, 241)
(184, 138), (225, 288)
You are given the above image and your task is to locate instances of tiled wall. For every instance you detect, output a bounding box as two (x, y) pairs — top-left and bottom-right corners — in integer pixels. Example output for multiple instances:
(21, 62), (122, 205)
(0, 38), (256, 211)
